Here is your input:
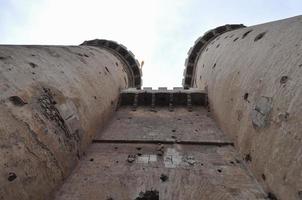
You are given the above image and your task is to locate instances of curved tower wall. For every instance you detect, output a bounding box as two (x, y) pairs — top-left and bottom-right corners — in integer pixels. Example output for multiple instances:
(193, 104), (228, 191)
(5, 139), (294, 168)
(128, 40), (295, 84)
(184, 16), (302, 199)
(0, 41), (141, 200)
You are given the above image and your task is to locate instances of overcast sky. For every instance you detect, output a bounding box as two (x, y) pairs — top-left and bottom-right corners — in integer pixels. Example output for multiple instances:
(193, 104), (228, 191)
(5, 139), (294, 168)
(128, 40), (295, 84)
(0, 0), (301, 88)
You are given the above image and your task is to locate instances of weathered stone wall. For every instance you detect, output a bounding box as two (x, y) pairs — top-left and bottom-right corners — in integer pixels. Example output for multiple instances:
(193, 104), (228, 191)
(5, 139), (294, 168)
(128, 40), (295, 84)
(0, 43), (139, 200)
(187, 16), (302, 200)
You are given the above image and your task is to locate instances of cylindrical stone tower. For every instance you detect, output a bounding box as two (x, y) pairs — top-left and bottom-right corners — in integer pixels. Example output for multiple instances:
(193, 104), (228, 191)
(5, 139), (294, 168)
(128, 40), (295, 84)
(0, 40), (141, 200)
(184, 15), (302, 200)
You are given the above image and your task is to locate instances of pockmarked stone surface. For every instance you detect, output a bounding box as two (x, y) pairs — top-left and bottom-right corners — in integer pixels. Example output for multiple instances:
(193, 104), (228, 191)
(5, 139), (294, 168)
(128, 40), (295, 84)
(95, 107), (231, 144)
(1, 15), (302, 200)
(55, 144), (267, 200)
(55, 107), (266, 200)
(188, 15), (302, 200)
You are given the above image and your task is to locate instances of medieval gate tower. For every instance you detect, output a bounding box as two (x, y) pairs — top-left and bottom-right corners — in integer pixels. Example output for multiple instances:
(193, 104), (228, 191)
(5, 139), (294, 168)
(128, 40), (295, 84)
(0, 16), (302, 200)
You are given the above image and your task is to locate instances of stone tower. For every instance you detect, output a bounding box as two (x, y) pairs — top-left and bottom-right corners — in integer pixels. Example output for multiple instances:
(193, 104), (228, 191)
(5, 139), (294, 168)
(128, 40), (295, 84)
(0, 15), (301, 200)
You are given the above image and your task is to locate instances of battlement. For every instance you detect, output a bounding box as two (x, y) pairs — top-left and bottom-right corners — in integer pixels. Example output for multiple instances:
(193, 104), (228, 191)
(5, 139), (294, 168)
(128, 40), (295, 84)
(119, 88), (207, 110)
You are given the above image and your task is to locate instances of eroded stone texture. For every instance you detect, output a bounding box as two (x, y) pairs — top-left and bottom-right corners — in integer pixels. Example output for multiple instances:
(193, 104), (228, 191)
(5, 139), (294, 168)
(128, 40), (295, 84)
(54, 107), (266, 200)
(188, 15), (302, 200)
(1, 15), (302, 200)
(0, 44), (138, 200)
(251, 96), (273, 128)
